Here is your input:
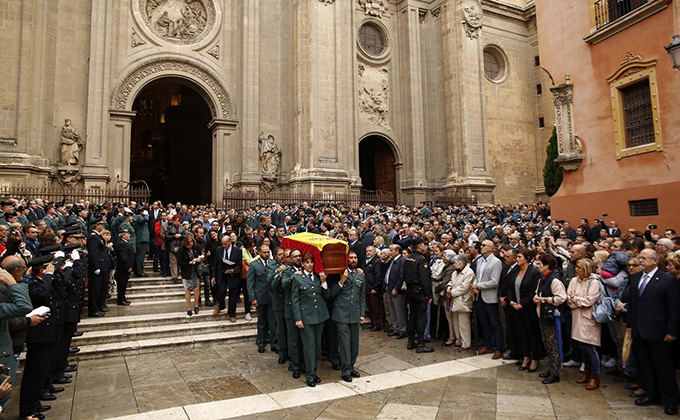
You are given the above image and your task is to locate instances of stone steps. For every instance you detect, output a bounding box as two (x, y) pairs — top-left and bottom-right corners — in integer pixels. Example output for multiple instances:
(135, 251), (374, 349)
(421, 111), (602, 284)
(69, 329), (257, 361)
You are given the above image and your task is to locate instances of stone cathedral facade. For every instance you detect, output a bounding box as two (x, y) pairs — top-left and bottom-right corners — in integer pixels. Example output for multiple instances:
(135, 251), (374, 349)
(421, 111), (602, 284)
(0, 0), (553, 206)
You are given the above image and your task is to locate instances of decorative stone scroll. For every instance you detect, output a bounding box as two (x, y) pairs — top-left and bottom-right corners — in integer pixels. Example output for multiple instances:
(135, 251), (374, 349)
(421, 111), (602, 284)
(359, 0), (386, 18)
(358, 64), (389, 129)
(550, 74), (583, 171)
(140, 0), (216, 46)
(319, 0), (335, 5)
(110, 57), (236, 120)
(461, 0), (482, 39)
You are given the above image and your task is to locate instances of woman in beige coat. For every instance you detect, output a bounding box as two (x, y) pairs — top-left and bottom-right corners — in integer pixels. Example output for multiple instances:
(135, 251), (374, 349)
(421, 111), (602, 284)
(445, 253), (475, 351)
(566, 258), (601, 390)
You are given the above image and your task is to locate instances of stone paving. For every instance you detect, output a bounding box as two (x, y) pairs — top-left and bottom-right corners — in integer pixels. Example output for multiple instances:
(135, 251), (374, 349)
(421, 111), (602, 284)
(5, 326), (679, 420)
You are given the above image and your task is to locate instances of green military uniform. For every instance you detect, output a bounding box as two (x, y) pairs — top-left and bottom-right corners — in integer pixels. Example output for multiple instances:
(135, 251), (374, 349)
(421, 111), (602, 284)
(17, 214), (29, 226)
(55, 212), (66, 230)
(246, 257), (276, 350)
(330, 270), (366, 377)
(269, 261), (287, 360)
(0, 212), (8, 227)
(119, 220), (136, 252)
(133, 213), (149, 276)
(76, 216), (88, 235)
(110, 213), (123, 245)
(43, 215), (58, 232)
(292, 271), (330, 384)
(281, 266), (304, 372)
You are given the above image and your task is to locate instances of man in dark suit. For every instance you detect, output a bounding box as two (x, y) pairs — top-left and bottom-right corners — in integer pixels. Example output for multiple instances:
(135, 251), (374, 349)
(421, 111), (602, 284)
(628, 249), (680, 416)
(348, 230), (366, 269)
(384, 244), (407, 339)
(148, 201), (161, 272)
(114, 229), (135, 306)
(87, 219), (111, 315)
(211, 235), (242, 322)
(364, 245), (383, 331)
(499, 248), (520, 360)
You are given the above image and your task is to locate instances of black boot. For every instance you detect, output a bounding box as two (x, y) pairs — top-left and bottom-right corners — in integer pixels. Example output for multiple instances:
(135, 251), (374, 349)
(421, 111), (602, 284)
(407, 337), (417, 350)
(416, 339), (434, 353)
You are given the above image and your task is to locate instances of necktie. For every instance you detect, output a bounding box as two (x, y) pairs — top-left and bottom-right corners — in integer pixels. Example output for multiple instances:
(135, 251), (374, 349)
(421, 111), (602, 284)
(385, 259), (393, 284)
(639, 274), (650, 296)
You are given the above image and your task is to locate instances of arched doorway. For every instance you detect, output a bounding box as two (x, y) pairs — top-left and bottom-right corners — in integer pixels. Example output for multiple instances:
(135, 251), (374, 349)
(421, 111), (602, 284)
(130, 79), (212, 204)
(359, 135), (397, 199)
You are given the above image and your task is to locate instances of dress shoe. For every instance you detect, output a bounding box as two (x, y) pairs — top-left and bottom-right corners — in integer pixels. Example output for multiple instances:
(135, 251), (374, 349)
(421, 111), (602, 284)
(351, 370), (361, 378)
(306, 380), (316, 387)
(396, 333), (407, 340)
(539, 371), (551, 378)
(213, 308), (221, 315)
(49, 385), (65, 393)
(139, 273), (149, 277)
(576, 370), (591, 384)
(407, 340), (417, 350)
(491, 351), (503, 360)
(332, 364), (340, 371)
(624, 384), (640, 391)
(258, 347), (265, 353)
(387, 330), (398, 337)
(229, 317), (236, 323)
(278, 357), (286, 364)
(36, 403), (52, 412)
(292, 371), (300, 379)
(69, 347), (80, 354)
(629, 391), (646, 398)
(585, 374), (600, 390)
(40, 392), (56, 401)
(101, 305), (110, 312)
(314, 375), (321, 383)
(73, 330), (84, 337)
(542, 375), (560, 384)
(342, 375), (352, 382)
(64, 365), (77, 373)
(194, 307), (199, 315)
(635, 396), (660, 407)
(528, 365), (539, 373)
(518, 364), (528, 371)
(288, 365), (293, 372)
(117, 301), (130, 306)
(664, 407), (678, 416)
(478, 348), (494, 355)
(53, 377), (71, 384)
(124, 300), (131, 305)
(61, 374), (73, 379)
(89, 311), (105, 317)
(416, 343), (434, 353)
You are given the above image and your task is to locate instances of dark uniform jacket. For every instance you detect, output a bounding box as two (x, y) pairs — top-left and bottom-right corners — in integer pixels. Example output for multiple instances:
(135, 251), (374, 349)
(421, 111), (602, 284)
(292, 271), (330, 325)
(404, 251), (432, 301)
(0, 283), (32, 383)
(87, 231), (111, 275)
(330, 270), (366, 324)
(364, 255), (383, 294)
(268, 262), (285, 312)
(280, 266), (297, 319)
(26, 274), (58, 344)
(247, 258), (274, 305)
(115, 239), (135, 274)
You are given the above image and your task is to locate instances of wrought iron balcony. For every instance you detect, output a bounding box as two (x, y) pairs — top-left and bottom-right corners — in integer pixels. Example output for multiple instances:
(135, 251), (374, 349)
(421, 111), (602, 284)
(594, 0), (647, 29)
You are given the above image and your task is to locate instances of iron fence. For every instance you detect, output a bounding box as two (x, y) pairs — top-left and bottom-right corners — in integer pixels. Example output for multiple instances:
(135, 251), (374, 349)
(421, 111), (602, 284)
(0, 183), (151, 204)
(593, 0), (647, 29)
(434, 194), (478, 207)
(222, 189), (395, 210)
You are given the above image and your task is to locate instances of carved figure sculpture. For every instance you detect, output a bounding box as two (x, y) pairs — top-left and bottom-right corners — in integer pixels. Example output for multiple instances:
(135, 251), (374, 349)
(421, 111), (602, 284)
(461, 0), (483, 39)
(359, 0), (386, 18)
(60, 119), (84, 166)
(148, 0), (208, 41)
(258, 131), (281, 191)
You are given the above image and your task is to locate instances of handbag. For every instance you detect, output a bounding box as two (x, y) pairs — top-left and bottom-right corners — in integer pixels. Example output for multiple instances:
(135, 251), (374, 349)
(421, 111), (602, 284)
(593, 282), (616, 323)
(241, 259), (250, 279)
(541, 302), (556, 320)
(621, 328), (633, 368)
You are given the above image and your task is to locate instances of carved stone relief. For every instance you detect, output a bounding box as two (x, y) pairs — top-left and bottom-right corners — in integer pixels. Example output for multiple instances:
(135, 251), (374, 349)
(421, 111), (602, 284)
(207, 43), (219, 59)
(131, 29), (147, 48)
(550, 74), (583, 171)
(258, 131), (281, 191)
(110, 57), (236, 120)
(358, 64), (389, 129)
(461, 0), (483, 39)
(319, 0), (335, 5)
(139, 0), (216, 45)
(359, 0), (386, 18)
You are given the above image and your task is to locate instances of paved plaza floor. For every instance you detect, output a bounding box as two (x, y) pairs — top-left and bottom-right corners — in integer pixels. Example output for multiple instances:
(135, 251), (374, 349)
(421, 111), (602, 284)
(5, 327), (678, 420)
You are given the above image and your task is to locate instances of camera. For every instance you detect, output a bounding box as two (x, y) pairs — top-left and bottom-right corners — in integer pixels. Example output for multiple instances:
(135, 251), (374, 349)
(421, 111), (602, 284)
(0, 366), (10, 376)
(649, 225), (658, 230)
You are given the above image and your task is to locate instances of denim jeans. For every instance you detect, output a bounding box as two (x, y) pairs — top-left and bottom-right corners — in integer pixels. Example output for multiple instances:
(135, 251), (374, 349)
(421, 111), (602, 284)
(579, 341), (600, 376)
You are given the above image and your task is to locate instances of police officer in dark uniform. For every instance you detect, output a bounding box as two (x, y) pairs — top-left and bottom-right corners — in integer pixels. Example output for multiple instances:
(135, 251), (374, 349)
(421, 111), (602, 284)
(20, 253), (59, 420)
(280, 249), (305, 378)
(404, 237), (434, 353)
(269, 247), (287, 364)
(87, 218), (110, 316)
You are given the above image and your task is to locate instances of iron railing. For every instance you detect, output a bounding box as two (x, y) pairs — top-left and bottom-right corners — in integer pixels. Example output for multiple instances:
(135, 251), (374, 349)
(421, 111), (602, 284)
(434, 193), (478, 208)
(0, 183), (151, 204)
(594, 0), (647, 30)
(222, 189), (395, 211)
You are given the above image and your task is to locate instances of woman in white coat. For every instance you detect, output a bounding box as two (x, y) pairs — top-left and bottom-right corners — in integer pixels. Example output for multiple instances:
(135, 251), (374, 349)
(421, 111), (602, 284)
(445, 252), (475, 351)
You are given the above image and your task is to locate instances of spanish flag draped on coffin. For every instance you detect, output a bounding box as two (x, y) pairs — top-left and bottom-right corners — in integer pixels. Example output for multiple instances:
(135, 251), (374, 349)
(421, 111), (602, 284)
(280, 232), (349, 274)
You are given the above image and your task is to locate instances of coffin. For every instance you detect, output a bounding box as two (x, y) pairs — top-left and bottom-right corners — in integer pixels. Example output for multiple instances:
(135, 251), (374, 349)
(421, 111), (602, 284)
(280, 232), (348, 274)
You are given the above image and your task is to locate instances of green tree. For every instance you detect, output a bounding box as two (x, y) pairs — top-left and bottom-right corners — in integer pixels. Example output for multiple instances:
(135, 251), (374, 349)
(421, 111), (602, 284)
(543, 127), (563, 197)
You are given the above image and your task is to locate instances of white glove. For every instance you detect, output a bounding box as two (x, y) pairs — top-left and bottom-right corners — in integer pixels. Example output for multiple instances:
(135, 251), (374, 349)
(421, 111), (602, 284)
(94, 269), (101, 275)
(54, 251), (65, 259)
(71, 249), (80, 260)
(144, 210), (148, 216)
(63, 261), (73, 268)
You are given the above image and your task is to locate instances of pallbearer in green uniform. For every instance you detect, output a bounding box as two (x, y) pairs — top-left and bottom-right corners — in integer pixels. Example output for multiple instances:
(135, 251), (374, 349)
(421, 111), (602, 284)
(269, 247), (288, 364)
(247, 244), (276, 353)
(292, 253), (330, 388)
(281, 249), (305, 378)
(330, 251), (366, 382)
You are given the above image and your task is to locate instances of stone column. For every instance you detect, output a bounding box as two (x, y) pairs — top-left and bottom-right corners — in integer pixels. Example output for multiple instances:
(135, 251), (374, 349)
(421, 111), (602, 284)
(106, 110), (136, 188)
(441, 0), (495, 205)
(210, 119), (239, 205)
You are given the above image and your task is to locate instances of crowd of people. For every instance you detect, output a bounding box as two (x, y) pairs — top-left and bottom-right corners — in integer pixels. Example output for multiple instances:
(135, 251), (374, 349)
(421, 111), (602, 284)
(0, 198), (678, 417)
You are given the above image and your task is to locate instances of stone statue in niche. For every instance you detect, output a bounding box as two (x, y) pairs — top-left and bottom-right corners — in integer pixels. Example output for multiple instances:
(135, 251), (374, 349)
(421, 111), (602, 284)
(359, 0), (386, 18)
(461, 0), (483, 39)
(146, 0), (208, 42)
(60, 119), (85, 166)
(258, 131), (281, 191)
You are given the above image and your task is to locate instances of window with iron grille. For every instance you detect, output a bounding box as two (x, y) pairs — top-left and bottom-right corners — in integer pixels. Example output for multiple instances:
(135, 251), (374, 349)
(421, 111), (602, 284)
(629, 199), (658, 217)
(621, 79), (654, 149)
(358, 23), (385, 56)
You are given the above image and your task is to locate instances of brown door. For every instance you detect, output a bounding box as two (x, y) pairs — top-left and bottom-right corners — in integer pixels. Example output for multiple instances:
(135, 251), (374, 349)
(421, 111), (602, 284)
(359, 136), (396, 199)
(374, 146), (396, 197)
